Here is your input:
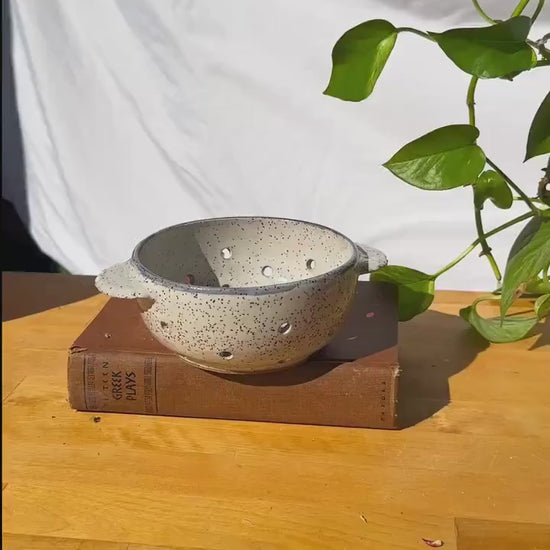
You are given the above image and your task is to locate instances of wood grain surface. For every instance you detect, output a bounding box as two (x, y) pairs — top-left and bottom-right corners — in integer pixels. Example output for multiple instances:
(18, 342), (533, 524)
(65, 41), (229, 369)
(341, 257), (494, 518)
(455, 518), (550, 549)
(2, 274), (549, 549)
(2, 533), (187, 550)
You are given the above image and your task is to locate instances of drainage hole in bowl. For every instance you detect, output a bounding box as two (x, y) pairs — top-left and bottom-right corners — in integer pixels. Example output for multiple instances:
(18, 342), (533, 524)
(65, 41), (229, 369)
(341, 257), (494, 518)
(221, 247), (232, 259)
(219, 351), (233, 360)
(278, 322), (292, 335)
(184, 273), (195, 285)
(262, 266), (273, 278)
(306, 259), (316, 270)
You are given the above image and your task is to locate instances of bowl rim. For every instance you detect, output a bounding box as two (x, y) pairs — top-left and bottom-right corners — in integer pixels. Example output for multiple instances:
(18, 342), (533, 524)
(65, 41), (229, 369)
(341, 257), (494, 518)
(132, 215), (359, 295)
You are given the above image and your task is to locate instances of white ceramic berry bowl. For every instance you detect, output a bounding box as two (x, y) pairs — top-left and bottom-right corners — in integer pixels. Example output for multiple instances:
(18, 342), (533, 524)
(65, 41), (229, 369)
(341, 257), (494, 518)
(95, 217), (387, 374)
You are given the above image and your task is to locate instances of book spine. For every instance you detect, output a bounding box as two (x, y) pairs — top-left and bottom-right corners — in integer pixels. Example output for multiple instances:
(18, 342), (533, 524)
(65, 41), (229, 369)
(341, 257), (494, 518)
(68, 350), (158, 415)
(68, 350), (399, 429)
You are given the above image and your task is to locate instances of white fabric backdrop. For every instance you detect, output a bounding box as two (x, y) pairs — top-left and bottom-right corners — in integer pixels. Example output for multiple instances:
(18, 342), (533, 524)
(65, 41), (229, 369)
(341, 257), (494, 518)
(7, 0), (549, 289)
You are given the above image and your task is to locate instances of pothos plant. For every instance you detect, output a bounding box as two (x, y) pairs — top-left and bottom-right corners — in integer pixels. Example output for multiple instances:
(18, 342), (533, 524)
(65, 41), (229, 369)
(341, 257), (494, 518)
(324, 0), (550, 343)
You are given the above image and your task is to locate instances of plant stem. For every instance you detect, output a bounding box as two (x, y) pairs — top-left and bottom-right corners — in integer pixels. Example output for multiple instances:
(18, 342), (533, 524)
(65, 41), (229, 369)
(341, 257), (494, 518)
(433, 212), (534, 278)
(486, 213), (535, 238)
(396, 27), (434, 41)
(473, 193), (503, 282)
(467, 76), (479, 126)
(471, 0), (497, 23)
(486, 158), (539, 214)
(512, 0), (532, 16)
(531, 0), (546, 22)
(465, 74), (502, 281)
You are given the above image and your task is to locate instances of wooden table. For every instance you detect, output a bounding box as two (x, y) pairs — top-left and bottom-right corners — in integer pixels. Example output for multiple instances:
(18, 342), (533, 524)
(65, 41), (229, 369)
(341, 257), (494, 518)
(2, 273), (549, 549)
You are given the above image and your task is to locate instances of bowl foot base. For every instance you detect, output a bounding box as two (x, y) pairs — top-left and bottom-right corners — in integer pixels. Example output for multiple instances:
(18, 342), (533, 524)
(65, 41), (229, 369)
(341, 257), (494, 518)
(176, 354), (309, 375)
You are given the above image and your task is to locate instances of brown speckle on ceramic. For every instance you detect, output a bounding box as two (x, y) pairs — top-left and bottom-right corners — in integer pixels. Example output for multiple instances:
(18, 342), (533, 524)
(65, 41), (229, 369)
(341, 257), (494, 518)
(95, 217), (387, 374)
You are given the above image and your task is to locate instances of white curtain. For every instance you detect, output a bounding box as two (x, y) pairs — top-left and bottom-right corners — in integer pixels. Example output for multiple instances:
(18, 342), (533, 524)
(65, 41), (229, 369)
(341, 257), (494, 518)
(6, 0), (549, 289)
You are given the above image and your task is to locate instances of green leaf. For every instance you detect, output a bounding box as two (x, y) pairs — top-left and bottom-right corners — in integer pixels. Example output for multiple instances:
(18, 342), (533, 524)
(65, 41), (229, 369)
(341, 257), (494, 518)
(525, 91), (550, 161)
(460, 297), (538, 343)
(535, 294), (550, 319)
(429, 17), (537, 79)
(324, 20), (397, 102)
(474, 170), (513, 209)
(370, 266), (434, 321)
(501, 217), (550, 316)
(383, 125), (486, 190)
(507, 217), (541, 259)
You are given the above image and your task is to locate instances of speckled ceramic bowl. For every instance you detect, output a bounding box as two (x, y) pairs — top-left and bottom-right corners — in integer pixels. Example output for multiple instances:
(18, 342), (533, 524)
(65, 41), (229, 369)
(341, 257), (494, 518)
(95, 217), (387, 374)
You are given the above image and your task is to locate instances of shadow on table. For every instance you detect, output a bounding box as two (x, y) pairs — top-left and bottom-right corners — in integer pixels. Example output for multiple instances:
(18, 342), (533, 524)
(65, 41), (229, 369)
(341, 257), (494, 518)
(398, 309), (532, 429)
(398, 309), (549, 428)
(2, 272), (98, 321)
(529, 318), (549, 350)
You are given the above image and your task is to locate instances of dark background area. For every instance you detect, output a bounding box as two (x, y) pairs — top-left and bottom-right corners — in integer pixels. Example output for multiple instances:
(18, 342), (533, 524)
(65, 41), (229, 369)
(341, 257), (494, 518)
(2, 198), (58, 272)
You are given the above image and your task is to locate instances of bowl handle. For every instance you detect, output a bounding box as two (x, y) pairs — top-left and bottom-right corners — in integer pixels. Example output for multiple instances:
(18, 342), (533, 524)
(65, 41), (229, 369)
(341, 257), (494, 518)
(95, 259), (150, 299)
(355, 244), (388, 274)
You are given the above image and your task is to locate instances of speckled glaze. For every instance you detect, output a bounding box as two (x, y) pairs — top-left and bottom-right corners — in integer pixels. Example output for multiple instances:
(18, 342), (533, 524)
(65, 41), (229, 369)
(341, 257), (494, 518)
(95, 217), (387, 374)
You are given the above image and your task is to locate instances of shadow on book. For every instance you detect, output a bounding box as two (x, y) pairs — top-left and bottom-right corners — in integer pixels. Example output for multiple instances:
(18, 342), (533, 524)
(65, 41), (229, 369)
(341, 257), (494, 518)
(212, 363), (339, 386)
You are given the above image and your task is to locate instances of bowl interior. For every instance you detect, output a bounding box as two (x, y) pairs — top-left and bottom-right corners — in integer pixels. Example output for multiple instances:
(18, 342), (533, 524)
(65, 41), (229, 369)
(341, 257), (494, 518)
(135, 218), (355, 288)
